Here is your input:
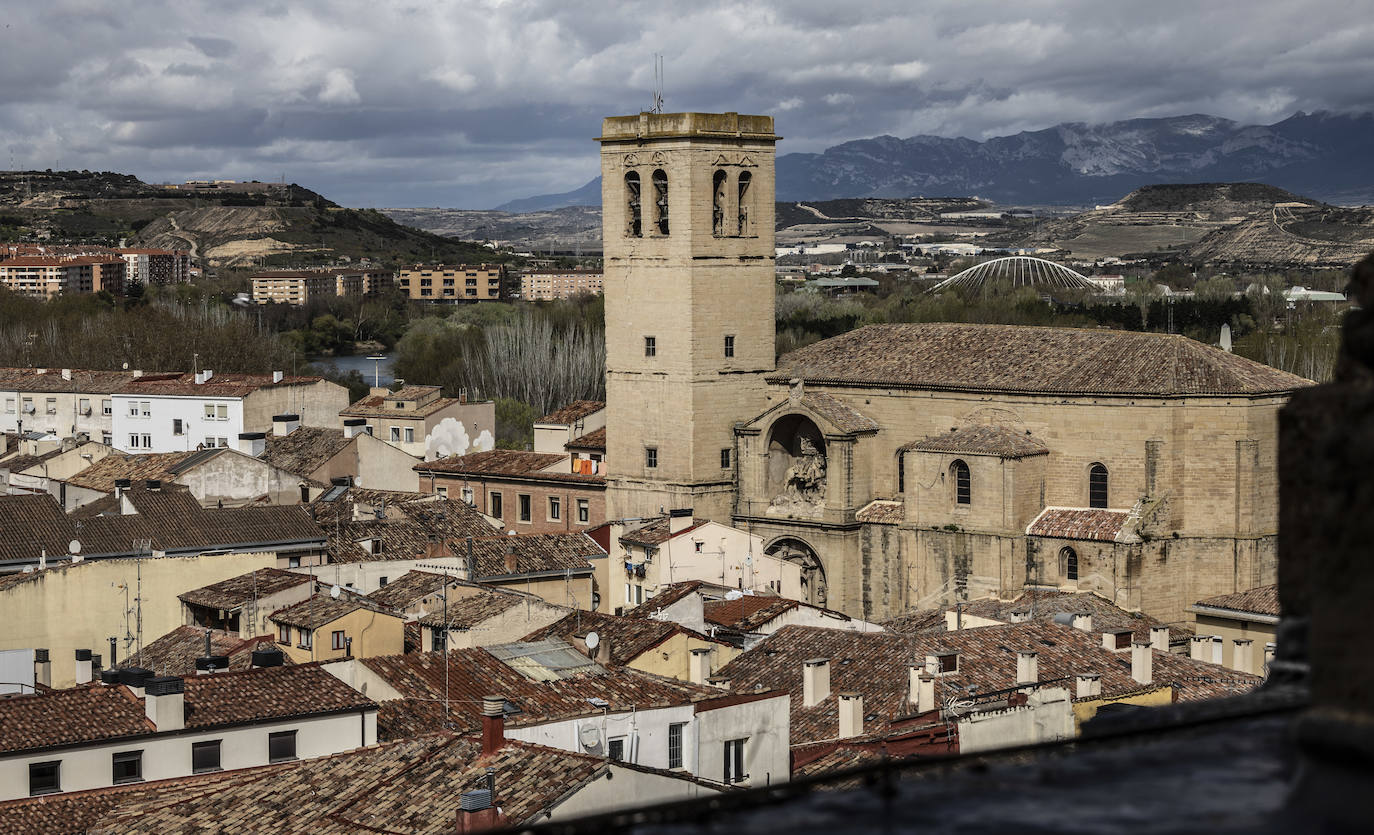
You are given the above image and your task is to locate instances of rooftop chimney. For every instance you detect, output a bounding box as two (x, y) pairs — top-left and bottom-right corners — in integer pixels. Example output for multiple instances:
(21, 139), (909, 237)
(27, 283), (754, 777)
(272, 370), (284, 383)
(481, 695), (505, 757)
(203, 369), (213, 381)
(593, 635), (613, 667)
(1131, 641), (1153, 685)
(144, 676), (185, 731)
(1009, 609), (1031, 624)
(503, 541), (518, 574)
(33, 649), (50, 688)
(61, 368), (71, 381)
(114, 478), (131, 499)
(251, 645), (285, 668)
(689, 647), (712, 685)
(1232, 638), (1254, 675)
(803, 658), (831, 707)
(1071, 613), (1093, 633)
(1016, 650), (1039, 686)
(837, 692), (864, 739)
(911, 666), (936, 714)
(343, 417), (367, 439)
(131, 369), (143, 379)
(236, 431), (266, 457)
(1075, 672), (1102, 699)
(119, 667), (152, 697)
(1190, 635), (1212, 662)
(1150, 626), (1170, 653)
(75, 649), (92, 685)
(272, 413), (301, 436)
(145, 479), (161, 491)
(668, 508), (694, 535)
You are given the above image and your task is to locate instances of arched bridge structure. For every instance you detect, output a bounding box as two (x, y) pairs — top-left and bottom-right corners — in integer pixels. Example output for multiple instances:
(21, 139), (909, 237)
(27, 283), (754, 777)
(929, 256), (1099, 294)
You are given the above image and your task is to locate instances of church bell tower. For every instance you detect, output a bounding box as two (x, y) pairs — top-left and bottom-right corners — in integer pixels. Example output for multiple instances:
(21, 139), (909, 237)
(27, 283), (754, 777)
(598, 111), (779, 521)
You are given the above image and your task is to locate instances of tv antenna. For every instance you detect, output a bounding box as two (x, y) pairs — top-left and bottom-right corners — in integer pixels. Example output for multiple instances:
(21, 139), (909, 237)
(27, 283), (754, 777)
(651, 54), (665, 113)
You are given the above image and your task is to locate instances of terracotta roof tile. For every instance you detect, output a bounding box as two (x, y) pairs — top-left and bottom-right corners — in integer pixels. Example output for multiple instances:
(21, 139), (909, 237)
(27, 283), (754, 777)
(856, 499), (904, 524)
(364, 570), (461, 609)
(620, 516), (706, 547)
(536, 400), (604, 424)
(1193, 584), (1280, 617)
(339, 388), (458, 419)
(258, 427), (353, 478)
(1027, 507), (1133, 542)
(178, 568), (313, 611)
(622, 581), (709, 618)
(417, 586), (531, 628)
(121, 371), (323, 398)
(903, 424), (1049, 458)
(943, 590), (1187, 642)
(800, 391), (879, 434)
(566, 426), (606, 450)
(416, 449), (605, 485)
(521, 609), (724, 666)
(772, 322), (1311, 396)
(0, 686), (153, 754)
(117, 626), (290, 676)
(704, 596), (799, 632)
(63, 451), (201, 492)
(269, 593), (395, 630)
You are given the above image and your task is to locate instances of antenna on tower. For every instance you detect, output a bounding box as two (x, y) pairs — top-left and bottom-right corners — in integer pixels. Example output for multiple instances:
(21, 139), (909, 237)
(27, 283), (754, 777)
(651, 53), (665, 114)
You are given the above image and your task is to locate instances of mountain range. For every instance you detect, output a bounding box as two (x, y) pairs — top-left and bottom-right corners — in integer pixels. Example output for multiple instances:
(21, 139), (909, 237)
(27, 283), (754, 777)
(499, 111), (1374, 210)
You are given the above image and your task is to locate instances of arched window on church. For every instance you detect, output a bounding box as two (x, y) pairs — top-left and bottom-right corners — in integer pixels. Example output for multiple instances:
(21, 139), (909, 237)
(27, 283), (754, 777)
(712, 170), (728, 236)
(1061, 546), (1079, 582)
(624, 171), (641, 237)
(1089, 462), (1109, 509)
(897, 451), (906, 494)
(737, 171), (752, 236)
(951, 459), (970, 505)
(652, 169), (669, 234)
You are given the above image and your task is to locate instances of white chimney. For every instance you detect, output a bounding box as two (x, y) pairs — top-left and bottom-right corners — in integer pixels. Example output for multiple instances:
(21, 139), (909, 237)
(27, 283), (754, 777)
(1009, 610), (1031, 624)
(131, 369), (143, 379)
(343, 418), (367, 438)
(194, 371), (205, 384)
(33, 649), (51, 688)
(1016, 650), (1039, 685)
(272, 414), (301, 436)
(1131, 641), (1153, 685)
(668, 509), (694, 535)
(236, 432), (266, 457)
(75, 649), (92, 685)
(1071, 613), (1093, 633)
(803, 658), (831, 707)
(915, 669), (936, 714)
(272, 370), (284, 383)
(689, 647), (712, 685)
(1150, 626), (1170, 653)
(61, 368), (71, 381)
(837, 692), (864, 739)
(1190, 635), (1212, 661)
(1264, 642), (1277, 672)
(203, 369), (213, 381)
(1075, 672), (1102, 699)
(144, 676), (185, 731)
(1232, 639), (1253, 675)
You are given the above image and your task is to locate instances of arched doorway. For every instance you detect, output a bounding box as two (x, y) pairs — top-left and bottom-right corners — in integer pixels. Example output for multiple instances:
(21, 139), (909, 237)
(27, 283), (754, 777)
(766, 537), (828, 606)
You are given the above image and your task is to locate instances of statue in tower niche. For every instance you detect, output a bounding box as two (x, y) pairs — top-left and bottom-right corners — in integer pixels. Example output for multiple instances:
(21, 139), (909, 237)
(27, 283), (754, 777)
(772, 435), (827, 512)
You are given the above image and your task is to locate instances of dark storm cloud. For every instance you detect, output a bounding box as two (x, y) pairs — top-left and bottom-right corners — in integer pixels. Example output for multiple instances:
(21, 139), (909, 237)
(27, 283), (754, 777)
(1, 0), (1370, 207)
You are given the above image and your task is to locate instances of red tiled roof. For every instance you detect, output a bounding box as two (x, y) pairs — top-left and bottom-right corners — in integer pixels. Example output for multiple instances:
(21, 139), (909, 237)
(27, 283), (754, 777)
(619, 516), (706, 547)
(269, 593), (397, 630)
(903, 424), (1049, 459)
(704, 596), (799, 632)
(117, 626), (290, 676)
(177, 568), (314, 611)
(566, 426), (606, 450)
(417, 586), (533, 629)
(943, 590), (1187, 642)
(856, 499), (904, 524)
(1193, 584), (1280, 617)
(416, 449), (605, 485)
(536, 400), (604, 424)
(364, 570), (461, 610)
(799, 391), (879, 434)
(121, 372), (324, 398)
(521, 609), (726, 666)
(1027, 507), (1132, 542)
(622, 581), (710, 618)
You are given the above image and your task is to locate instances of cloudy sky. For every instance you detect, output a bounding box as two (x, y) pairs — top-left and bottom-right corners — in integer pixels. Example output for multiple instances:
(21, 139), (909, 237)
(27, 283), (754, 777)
(3, 0), (1372, 208)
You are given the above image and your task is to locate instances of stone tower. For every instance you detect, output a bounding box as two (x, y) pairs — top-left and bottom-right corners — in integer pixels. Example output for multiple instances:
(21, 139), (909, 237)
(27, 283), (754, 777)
(598, 112), (779, 521)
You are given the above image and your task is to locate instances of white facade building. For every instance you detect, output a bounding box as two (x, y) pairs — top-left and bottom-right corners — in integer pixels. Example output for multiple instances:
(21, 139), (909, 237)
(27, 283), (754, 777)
(111, 392), (244, 453)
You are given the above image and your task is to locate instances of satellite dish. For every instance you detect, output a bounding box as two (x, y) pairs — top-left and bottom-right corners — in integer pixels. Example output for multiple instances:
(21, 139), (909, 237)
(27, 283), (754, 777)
(578, 723), (603, 753)
(330, 585), (341, 599)
(585, 631), (600, 650)
(68, 540), (81, 555)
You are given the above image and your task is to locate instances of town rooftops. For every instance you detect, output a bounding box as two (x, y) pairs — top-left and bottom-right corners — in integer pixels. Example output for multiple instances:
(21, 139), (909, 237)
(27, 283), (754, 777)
(363, 570), (462, 610)
(415, 449), (605, 485)
(0, 664), (374, 757)
(771, 322), (1311, 397)
(566, 426), (606, 451)
(935, 589), (1185, 642)
(521, 609), (727, 667)
(311, 493), (500, 563)
(339, 385), (457, 419)
(117, 626), (291, 676)
(258, 427), (353, 478)
(0, 367), (141, 394)
(622, 580), (712, 617)
(178, 568), (314, 612)
(0, 255), (122, 266)
(119, 371), (324, 398)
(536, 400), (605, 424)
(269, 592), (393, 631)
(1191, 584), (1280, 620)
(417, 586), (548, 630)
(64, 451), (201, 492)
(902, 424), (1049, 459)
(619, 516), (708, 547)
(1026, 507), (1135, 543)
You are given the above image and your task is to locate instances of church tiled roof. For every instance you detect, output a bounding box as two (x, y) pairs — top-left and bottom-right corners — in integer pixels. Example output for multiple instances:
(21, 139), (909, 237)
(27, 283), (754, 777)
(856, 499), (904, 524)
(1027, 508), (1133, 542)
(1193, 584), (1280, 617)
(800, 392), (879, 434)
(902, 425), (1048, 459)
(772, 323), (1310, 396)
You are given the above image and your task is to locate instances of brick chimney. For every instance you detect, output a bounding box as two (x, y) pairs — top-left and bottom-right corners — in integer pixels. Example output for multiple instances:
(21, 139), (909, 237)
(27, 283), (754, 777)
(145, 676), (185, 731)
(1075, 672), (1102, 699)
(503, 541), (518, 574)
(837, 692), (864, 739)
(480, 695), (505, 758)
(1150, 625), (1170, 652)
(689, 647), (711, 684)
(1131, 641), (1153, 685)
(803, 658), (830, 707)
(1016, 650), (1039, 686)
(1232, 638), (1254, 674)
(74, 649), (92, 685)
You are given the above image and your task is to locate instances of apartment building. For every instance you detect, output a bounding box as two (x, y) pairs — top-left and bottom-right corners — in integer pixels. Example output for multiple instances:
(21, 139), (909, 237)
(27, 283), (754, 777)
(118, 248), (190, 286)
(249, 268), (395, 305)
(0, 367), (131, 442)
(520, 268), (604, 300)
(339, 385), (494, 458)
(0, 255), (126, 298)
(395, 264), (506, 302)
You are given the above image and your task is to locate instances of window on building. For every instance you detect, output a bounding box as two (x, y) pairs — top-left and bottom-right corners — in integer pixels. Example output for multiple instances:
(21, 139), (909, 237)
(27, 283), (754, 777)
(404, 427), (414, 443)
(668, 722), (686, 769)
(268, 731), (297, 763)
(287, 556), (301, 569)
(102, 399), (112, 415)
(608, 738), (625, 762)
(624, 171), (642, 237)
(191, 740), (222, 774)
(112, 750), (142, 784)
(518, 493), (532, 523)
(720, 448), (731, 469)
(4, 397), (13, 413)
(724, 335), (735, 358)
(897, 451), (906, 494)
(141, 402), (151, 418)
(129, 434), (140, 449)
(723, 738), (748, 784)
(1089, 463), (1109, 509)
(644, 336), (656, 357)
(390, 426), (401, 442)
(952, 460), (971, 505)
(214, 436), (225, 448)
(79, 398), (90, 415)
(712, 169), (729, 235)
(436, 486), (449, 499)
(172, 418), (184, 436)
(28, 761), (60, 796)
(132, 402), (143, 418)
(549, 496), (561, 520)
(1061, 547), (1079, 582)
(331, 630), (346, 651)
(431, 627), (447, 652)
(215, 404), (227, 421)
(490, 492), (503, 519)
(278, 624), (290, 644)
(45, 397), (56, 414)
(102, 432), (112, 446)
(737, 171), (753, 236)
(646, 447), (658, 469)
(694, 541), (704, 553)
(652, 169), (669, 234)
(461, 487), (474, 505)
(936, 652), (959, 674)
(577, 498), (590, 524)
(298, 629), (312, 650)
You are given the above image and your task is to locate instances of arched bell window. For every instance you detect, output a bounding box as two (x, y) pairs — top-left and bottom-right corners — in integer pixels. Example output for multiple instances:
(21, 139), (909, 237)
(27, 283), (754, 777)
(737, 171), (752, 236)
(651, 169), (669, 234)
(1061, 546), (1079, 582)
(624, 171), (642, 238)
(712, 170), (728, 236)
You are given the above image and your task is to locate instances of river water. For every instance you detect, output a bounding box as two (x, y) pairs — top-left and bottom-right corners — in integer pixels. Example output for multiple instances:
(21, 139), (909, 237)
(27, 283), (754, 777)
(308, 353), (395, 386)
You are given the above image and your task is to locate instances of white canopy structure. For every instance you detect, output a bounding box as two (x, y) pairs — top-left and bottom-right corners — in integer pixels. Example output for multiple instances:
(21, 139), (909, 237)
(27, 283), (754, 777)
(929, 256), (1099, 293)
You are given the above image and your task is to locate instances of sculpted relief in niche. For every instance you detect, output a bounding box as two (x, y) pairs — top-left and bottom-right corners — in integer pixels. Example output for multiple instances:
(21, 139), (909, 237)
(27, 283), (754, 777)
(767, 414), (827, 516)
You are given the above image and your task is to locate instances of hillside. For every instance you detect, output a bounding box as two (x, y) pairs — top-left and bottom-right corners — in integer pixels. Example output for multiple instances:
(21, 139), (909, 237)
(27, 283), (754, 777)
(0, 170), (496, 268)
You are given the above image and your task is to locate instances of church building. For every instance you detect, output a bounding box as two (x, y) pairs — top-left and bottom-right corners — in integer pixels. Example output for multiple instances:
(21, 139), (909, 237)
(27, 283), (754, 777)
(598, 110), (1308, 626)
